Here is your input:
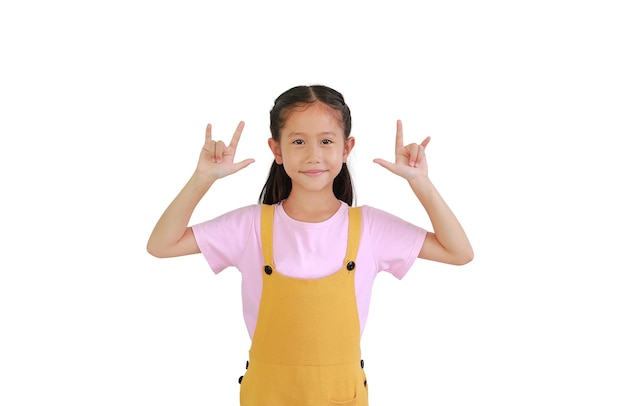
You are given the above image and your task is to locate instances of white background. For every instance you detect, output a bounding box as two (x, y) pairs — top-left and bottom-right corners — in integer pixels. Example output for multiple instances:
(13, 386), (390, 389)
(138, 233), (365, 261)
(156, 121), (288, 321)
(1, 0), (625, 405)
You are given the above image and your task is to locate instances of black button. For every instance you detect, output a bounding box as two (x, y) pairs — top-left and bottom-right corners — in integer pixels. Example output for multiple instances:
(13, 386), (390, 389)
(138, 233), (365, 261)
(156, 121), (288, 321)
(364, 380), (367, 387)
(239, 376), (243, 384)
(264, 265), (273, 275)
(347, 261), (355, 271)
(361, 359), (364, 368)
(246, 360), (249, 369)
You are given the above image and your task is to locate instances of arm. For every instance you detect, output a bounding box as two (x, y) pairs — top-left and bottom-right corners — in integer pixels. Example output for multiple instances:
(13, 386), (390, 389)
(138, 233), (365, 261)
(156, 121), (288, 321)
(373, 120), (473, 265)
(147, 122), (255, 258)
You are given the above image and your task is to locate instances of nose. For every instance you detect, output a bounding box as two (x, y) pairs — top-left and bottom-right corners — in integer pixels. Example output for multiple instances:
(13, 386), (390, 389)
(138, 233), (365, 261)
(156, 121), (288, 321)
(305, 144), (321, 163)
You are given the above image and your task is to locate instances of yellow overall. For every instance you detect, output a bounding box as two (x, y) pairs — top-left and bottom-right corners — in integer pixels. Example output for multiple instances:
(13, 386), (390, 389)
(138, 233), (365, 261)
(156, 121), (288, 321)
(239, 204), (368, 405)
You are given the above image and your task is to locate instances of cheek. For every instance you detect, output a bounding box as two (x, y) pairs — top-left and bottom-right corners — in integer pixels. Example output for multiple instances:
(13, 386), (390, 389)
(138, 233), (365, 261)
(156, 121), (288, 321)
(342, 148), (350, 162)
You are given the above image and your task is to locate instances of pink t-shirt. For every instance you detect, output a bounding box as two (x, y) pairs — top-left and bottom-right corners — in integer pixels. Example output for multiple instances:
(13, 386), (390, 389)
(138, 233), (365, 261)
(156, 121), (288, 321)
(192, 202), (427, 339)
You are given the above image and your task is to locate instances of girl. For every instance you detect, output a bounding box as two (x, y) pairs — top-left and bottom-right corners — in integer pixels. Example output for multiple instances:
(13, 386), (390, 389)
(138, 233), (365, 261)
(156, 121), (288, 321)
(147, 85), (473, 405)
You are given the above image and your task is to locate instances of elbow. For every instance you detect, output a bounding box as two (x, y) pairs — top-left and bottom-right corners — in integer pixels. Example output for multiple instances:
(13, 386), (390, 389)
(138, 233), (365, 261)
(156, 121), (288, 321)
(146, 241), (166, 258)
(455, 256), (473, 266)
(454, 247), (474, 266)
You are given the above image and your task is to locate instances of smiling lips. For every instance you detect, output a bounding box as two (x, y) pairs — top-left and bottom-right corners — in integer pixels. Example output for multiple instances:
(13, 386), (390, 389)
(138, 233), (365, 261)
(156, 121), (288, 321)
(301, 169), (327, 176)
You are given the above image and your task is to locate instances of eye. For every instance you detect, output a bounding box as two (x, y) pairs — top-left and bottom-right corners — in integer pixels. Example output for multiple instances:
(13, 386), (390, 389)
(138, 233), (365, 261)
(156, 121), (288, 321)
(321, 139), (333, 145)
(293, 139), (305, 145)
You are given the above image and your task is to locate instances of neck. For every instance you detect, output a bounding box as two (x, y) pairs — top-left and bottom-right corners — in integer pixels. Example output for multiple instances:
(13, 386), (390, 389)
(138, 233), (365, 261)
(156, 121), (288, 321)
(282, 191), (342, 223)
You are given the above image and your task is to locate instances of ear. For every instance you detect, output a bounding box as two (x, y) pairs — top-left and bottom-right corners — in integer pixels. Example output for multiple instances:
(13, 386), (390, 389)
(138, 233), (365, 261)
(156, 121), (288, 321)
(343, 137), (355, 162)
(268, 138), (283, 164)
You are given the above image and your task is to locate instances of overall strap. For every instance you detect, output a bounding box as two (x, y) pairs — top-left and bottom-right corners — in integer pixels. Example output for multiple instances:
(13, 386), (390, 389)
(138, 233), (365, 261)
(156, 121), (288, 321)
(343, 207), (362, 271)
(260, 204), (275, 267)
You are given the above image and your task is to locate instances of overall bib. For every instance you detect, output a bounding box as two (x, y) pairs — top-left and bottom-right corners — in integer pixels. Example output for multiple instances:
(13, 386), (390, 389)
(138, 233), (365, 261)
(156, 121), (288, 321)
(239, 204), (368, 405)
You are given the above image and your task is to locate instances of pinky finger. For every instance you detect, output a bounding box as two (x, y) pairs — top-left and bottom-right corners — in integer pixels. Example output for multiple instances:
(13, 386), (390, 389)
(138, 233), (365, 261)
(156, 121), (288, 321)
(417, 144), (426, 164)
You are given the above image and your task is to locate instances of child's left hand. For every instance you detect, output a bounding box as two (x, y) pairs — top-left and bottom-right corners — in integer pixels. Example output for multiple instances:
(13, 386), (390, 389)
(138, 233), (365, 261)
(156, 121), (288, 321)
(373, 120), (431, 182)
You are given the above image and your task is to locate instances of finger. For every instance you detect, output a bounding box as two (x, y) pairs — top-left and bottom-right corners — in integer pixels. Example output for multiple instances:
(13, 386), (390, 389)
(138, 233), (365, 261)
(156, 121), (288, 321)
(417, 144), (426, 164)
(208, 141), (217, 163)
(395, 120), (404, 151)
(232, 158), (256, 173)
(373, 158), (397, 174)
(204, 124), (213, 146)
(421, 136), (431, 149)
(407, 144), (420, 167)
(215, 140), (226, 163)
(229, 121), (245, 150)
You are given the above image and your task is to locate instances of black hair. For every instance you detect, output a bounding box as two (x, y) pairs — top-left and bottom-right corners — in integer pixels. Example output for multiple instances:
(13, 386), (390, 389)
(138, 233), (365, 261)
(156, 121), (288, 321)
(258, 85), (355, 205)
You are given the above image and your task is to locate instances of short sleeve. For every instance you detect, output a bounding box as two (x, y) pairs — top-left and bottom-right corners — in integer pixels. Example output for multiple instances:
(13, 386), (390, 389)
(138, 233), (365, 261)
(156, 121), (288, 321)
(191, 205), (259, 274)
(362, 205), (428, 279)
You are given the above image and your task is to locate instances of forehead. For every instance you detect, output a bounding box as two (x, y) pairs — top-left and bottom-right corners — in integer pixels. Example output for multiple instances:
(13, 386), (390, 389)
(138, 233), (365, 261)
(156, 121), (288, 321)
(282, 102), (343, 135)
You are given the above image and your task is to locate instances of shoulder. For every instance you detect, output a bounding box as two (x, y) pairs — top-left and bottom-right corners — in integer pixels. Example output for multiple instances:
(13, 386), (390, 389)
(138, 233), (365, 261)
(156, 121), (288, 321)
(228, 203), (261, 218)
(356, 205), (428, 278)
(192, 204), (261, 233)
(357, 204), (427, 238)
(218, 204), (261, 219)
(219, 204), (263, 230)
(358, 204), (406, 224)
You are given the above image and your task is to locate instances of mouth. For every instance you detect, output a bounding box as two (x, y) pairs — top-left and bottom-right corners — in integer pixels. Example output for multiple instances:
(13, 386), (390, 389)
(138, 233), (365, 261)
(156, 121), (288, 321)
(301, 170), (327, 177)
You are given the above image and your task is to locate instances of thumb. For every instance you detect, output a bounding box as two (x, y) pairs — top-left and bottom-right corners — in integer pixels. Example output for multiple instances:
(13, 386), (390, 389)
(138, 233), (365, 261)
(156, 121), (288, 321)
(232, 158), (256, 173)
(373, 158), (396, 173)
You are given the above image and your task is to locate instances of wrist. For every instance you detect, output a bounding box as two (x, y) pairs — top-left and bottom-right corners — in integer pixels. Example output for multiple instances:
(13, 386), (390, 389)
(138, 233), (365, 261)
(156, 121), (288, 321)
(408, 176), (435, 198)
(189, 171), (217, 190)
(408, 174), (432, 189)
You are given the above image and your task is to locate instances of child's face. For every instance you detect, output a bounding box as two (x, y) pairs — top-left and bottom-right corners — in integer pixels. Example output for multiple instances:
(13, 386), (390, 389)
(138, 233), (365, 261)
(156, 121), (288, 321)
(269, 102), (355, 196)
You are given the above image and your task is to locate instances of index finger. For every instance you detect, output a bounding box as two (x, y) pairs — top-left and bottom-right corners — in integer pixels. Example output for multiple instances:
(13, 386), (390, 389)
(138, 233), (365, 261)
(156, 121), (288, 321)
(204, 123), (213, 145)
(229, 121), (245, 149)
(395, 119), (404, 150)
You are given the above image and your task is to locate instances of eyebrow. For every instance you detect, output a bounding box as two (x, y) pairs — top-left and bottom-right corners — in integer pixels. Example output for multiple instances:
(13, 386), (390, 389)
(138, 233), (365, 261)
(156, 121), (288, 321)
(286, 131), (338, 138)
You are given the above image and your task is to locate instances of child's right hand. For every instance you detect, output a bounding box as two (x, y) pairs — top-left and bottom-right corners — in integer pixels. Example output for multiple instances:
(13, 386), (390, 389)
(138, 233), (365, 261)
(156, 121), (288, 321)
(196, 121), (255, 180)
